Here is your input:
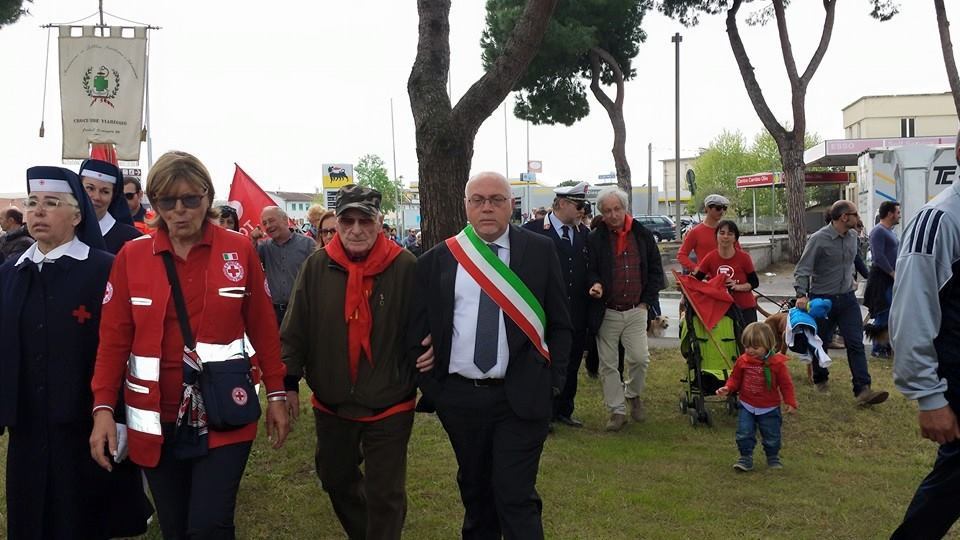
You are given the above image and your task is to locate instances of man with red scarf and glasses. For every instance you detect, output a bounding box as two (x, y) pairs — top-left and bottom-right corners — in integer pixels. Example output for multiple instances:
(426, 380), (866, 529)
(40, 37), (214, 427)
(281, 185), (433, 539)
(587, 186), (665, 432)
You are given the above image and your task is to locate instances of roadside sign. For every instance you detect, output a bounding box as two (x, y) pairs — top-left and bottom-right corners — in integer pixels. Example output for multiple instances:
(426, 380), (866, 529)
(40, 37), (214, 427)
(521, 172), (536, 182)
(527, 160), (542, 173)
(598, 173), (616, 180)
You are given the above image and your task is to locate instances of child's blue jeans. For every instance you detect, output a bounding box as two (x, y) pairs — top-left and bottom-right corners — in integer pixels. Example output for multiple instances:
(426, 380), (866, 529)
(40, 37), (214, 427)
(736, 406), (782, 458)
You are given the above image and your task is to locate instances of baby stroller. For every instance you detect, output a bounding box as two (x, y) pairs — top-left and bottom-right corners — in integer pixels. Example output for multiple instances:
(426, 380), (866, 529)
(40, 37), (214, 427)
(675, 272), (745, 427)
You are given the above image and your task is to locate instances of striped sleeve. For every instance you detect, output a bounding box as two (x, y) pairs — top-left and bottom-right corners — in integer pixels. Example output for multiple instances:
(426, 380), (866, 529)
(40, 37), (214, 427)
(891, 207), (958, 411)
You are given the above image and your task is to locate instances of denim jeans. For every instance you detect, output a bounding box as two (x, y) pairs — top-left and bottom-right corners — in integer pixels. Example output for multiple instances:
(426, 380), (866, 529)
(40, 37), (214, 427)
(811, 291), (872, 396)
(891, 439), (960, 539)
(871, 286), (892, 356)
(735, 407), (782, 458)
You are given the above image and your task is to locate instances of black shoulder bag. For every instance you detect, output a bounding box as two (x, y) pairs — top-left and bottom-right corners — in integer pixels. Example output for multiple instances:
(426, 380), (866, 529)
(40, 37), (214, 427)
(162, 252), (261, 432)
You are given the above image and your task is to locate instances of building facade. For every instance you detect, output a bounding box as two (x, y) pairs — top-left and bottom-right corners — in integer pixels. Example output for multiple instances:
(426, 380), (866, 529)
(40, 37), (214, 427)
(660, 156), (696, 216)
(843, 92), (959, 139)
(267, 191), (319, 225)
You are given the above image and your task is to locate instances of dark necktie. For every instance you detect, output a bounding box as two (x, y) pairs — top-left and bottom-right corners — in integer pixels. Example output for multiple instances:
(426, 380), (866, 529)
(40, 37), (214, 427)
(474, 243), (501, 373)
(561, 225), (571, 245)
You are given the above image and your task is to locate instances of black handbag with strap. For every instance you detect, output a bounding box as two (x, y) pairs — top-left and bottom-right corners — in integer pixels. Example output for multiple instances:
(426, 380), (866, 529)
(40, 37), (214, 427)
(162, 251), (261, 432)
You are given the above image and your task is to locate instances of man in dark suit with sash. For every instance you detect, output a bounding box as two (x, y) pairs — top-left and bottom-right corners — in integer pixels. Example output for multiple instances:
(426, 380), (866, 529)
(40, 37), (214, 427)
(522, 181), (590, 428)
(411, 171), (572, 539)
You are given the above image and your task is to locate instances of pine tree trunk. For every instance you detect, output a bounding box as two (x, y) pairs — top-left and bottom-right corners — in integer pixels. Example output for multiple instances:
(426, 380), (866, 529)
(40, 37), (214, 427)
(408, 0), (558, 248)
(415, 126), (474, 247)
(781, 148), (807, 262)
(935, 0), (960, 116)
(611, 108), (633, 212)
(589, 47), (632, 211)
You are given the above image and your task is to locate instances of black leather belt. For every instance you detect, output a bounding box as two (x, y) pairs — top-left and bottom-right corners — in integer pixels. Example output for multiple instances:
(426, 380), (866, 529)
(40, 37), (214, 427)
(449, 374), (506, 387)
(608, 303), (642, 312)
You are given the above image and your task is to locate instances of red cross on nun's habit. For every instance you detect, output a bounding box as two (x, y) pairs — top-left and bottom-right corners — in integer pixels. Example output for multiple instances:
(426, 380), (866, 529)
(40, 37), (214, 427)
(72, 305), (92, 324)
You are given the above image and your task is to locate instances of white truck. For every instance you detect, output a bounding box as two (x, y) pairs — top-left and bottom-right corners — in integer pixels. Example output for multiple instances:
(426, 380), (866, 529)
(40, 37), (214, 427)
(857, 144), (956, 235)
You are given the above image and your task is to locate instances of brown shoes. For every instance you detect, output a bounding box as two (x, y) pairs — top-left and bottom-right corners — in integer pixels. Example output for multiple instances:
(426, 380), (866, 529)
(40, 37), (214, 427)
(627, 397), (646, 422)
(605, 413), (627, 432)
(856, 385), (889, 406)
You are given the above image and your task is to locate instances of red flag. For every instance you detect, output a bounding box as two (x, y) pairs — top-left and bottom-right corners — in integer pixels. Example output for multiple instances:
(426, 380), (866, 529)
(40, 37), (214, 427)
(676, 273), (734, 330)
(228, 164), (276, 236)
(90, 143), (118, 165)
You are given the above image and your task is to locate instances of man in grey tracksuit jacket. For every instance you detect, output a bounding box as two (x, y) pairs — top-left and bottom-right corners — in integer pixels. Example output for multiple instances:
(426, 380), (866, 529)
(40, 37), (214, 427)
(890, 142), (960, 539)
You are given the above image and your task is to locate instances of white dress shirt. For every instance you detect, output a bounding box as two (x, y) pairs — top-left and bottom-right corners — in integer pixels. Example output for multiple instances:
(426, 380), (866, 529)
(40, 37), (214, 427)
(16, 236), (90, 271)
(98, 212), (116, 236)
(548, 211), (573, 245)
(449, 228), (511, 379)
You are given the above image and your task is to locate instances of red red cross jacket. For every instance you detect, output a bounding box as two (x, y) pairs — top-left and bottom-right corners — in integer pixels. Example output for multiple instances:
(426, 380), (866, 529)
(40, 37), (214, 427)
(91, 225), (286, 467)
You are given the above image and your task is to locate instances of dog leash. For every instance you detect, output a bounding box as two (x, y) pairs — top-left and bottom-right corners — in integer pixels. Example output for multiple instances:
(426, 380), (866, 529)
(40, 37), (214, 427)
(752, 290), (791, 311)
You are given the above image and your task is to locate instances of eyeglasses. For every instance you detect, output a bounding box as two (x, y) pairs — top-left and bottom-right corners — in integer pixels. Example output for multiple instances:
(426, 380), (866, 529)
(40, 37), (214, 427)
(709, 205), (728, 211)
(319, 228), (337, 236)
(337, 216), (375, 227)
(124, 192), (138, 200)
(23, 198), (78, 211)
(155, 194), (205, 211)
(466, 195), (509, 208)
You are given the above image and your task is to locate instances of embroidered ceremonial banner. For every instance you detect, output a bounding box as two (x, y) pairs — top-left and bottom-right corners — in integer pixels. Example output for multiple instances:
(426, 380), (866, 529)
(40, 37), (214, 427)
(58, 26), (147, 161)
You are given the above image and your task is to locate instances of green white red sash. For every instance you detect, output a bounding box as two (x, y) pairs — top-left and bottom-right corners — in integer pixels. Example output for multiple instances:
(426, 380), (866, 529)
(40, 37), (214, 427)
(446, 225), (550, 361)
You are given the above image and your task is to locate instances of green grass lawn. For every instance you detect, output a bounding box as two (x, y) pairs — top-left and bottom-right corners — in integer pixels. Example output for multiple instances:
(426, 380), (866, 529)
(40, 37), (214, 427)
(0, 350), (945, 539)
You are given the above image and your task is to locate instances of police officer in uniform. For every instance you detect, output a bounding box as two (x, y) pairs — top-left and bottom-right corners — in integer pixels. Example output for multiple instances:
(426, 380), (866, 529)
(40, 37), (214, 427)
(523, 181), (591, 427)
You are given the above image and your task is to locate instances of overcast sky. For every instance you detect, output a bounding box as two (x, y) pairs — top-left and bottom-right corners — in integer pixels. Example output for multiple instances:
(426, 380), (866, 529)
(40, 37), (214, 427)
(0, 1), (954, 197)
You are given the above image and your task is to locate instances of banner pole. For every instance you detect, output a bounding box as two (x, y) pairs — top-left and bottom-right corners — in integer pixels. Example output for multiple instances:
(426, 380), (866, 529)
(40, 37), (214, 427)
(145, 29), (153, 167)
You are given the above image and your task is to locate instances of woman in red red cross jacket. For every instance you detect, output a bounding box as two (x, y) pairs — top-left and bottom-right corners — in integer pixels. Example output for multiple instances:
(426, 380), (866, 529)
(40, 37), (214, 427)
(89, 150), (290, 539)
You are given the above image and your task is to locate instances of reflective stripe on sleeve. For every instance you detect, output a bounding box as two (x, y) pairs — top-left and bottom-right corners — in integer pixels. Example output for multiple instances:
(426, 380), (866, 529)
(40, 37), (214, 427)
(129, 354), (160, 382)
(125, 405), (162, 436)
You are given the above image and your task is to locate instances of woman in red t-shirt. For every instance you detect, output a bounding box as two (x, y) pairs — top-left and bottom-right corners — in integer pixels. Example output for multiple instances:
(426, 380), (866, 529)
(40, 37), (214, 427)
(694, 220), (759, 324)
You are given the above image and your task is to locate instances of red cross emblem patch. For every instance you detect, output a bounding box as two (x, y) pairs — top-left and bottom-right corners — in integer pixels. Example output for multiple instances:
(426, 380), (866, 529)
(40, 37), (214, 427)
(223, 261), (244, 282)
(232, 387), (248, 406)
(73, 305), (92, 324)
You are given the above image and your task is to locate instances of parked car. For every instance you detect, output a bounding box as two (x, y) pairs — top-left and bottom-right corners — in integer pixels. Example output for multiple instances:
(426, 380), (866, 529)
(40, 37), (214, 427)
(633, 215), (676, 242)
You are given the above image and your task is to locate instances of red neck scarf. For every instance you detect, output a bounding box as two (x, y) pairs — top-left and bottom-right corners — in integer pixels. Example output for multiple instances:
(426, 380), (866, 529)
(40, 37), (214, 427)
(612, 214), (634, 255)
(325, 233), (403, 384)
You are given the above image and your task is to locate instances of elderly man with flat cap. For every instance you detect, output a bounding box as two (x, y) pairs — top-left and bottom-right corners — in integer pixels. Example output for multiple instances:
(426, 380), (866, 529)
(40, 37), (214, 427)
(282, 185), (433, 540)
(523, 181), (591, 427)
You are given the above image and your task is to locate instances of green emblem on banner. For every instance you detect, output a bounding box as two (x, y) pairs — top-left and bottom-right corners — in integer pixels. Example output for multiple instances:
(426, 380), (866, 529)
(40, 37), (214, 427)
(82, 65), (121, 108)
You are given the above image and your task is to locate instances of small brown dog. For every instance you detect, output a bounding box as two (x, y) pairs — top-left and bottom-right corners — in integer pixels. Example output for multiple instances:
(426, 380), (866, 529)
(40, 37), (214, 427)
(757, 309), (789, 355)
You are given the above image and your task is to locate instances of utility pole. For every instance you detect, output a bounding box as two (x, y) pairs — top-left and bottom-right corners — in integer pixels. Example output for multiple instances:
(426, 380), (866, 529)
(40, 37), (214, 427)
(672, 32), (683, 240)
(503, 102), (509, 180)
(526, 121), (531, 218)
(647, 142), (653, 215)
(391, 97), (401, 231)
(521, 120), (533, 217)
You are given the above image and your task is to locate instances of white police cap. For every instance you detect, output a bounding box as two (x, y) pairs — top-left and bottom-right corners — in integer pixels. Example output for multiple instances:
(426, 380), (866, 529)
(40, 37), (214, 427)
(553, 181), (590, 201)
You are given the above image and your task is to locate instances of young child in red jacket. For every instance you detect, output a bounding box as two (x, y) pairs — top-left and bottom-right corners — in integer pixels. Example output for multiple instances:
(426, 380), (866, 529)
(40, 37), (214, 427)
(717, 322), (798, 472)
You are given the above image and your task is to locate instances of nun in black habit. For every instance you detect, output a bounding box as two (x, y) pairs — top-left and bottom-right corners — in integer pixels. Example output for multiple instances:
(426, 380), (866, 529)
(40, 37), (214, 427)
(0, 166), (152, 539)
(78, 158), (142, 254)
